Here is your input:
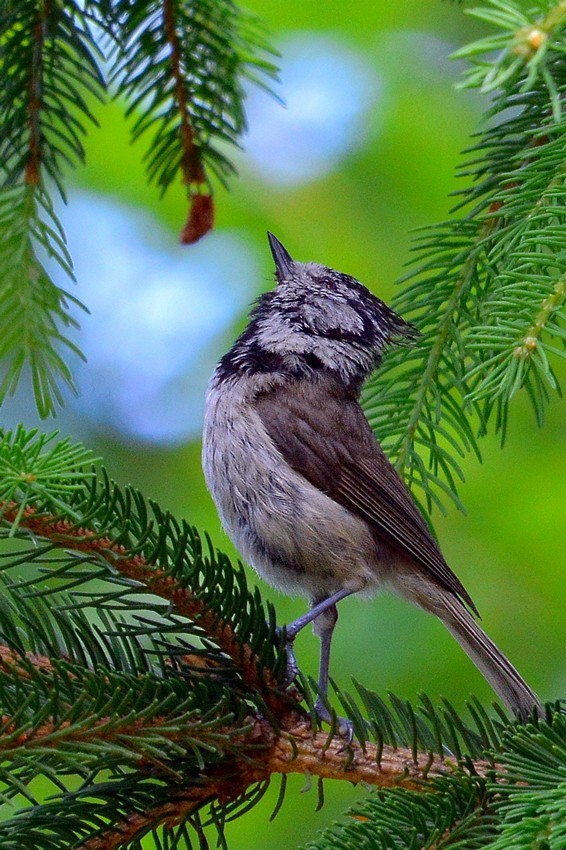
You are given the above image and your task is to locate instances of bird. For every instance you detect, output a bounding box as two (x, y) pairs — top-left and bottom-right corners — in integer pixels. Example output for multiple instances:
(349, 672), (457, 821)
(202, 231), (543, 727)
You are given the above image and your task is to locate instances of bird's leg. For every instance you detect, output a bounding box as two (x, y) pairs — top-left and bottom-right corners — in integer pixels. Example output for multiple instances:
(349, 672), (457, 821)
(277, 589), (355, 738)
(277, 588), (352, 685)
(285, 588), (353, 641)
(312, 603), (353, 741)
(313, 602), (338, 703)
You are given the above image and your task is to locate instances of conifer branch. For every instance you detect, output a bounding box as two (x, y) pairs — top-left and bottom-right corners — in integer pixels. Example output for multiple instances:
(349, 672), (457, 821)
(111, 0), (277, 243)
(0, 502), (286, 712)
(162, 0), (206, 187)
(512, 272), (566, 360)
(1, 1), (106, 195)
(0, 428), (561, 847)
(0, 644), (55, 679)
(77, 794), (207, 850)
(0, 692), (244, 773)
(0, 1), (104, 415)
(0, 185), (84, 416)
(25, 0), (48, 187)
(162, 0), (213, 244)
(0, 619), (497, 848)
(365, 0), (566, 515)
(391, 225), (492, 485)
(73, 720), (489, 850)
(264, 720), (487, 787)
(0, 1), (277, 415)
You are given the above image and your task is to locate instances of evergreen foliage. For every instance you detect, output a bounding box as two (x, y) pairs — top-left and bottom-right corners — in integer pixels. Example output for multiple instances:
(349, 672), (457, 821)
(303, 776), (498, 850)
(0, 184), (84, 417)
(489, 714), (566, 849)
(0, 426), (563, 848)
(0, 0), (277, 415)
(111, 0), (277, 192)
(364, 0), (566, 514)
(303, 711), (566, 850)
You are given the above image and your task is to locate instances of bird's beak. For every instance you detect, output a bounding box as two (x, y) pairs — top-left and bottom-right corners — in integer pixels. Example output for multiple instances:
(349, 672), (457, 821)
(267, 232), (294, 279)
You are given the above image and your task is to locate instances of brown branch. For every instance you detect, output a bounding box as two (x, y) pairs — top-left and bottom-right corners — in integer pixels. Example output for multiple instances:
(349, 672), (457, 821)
(0, 503), (293, 717)
(0, 666), (492, 788)
(76, 715), (493, 850)
(163, 0), (214, 244)
(0, 710), (236, 784)
(0, 644), (55, 679)
(25, 1), (52, 185)
(263, 719), (481, 786)
(163, 0), (204, 186)
(0, 505), (496, 848)
(0, 626), (494, 847)
(79, 793), (207, 850)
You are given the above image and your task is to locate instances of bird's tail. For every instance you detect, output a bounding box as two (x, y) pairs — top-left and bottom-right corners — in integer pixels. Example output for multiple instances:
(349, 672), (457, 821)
(440, 594), (543, 721)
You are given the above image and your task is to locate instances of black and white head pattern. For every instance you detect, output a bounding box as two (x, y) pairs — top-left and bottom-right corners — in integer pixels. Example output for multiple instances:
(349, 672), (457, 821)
(217, 234), (417, 391)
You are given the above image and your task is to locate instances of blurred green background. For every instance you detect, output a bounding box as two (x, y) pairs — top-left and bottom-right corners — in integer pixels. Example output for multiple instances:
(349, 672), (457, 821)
(5, 1), (565, 847)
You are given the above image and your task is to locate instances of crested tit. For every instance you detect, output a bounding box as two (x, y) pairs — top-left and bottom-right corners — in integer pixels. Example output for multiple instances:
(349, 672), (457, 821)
(202, 233), (542, 724)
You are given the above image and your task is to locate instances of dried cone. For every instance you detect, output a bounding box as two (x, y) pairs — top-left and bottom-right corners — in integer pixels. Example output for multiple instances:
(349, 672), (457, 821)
(180, 192), (214, 244)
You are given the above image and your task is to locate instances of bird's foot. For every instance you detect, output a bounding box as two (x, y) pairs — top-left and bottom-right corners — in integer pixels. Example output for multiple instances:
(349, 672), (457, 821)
(313, 698), (354, 744)
(275, 626), (301, 687)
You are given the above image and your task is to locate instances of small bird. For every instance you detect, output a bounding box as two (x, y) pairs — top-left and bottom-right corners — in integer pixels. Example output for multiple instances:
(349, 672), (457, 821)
(202, 232), (543, 725)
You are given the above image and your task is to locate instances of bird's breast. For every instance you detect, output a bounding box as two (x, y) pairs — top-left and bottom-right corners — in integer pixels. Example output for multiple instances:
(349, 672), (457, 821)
(202, 379), (385, 600)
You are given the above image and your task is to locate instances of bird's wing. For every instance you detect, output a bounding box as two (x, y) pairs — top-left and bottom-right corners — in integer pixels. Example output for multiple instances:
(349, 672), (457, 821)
(254, 379), (477, 614)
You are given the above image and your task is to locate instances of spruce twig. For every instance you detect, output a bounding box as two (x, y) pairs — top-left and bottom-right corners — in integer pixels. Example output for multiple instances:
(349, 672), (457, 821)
(0, 0), (278, 413)
(0, 502), (286, 711)
(364, 0), (566, 515)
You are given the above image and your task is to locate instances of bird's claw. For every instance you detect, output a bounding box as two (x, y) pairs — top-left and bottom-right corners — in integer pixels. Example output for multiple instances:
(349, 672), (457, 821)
(276, 625), (301, 687)
(313, 698), (354, 745)
(275, 626), (354, 744)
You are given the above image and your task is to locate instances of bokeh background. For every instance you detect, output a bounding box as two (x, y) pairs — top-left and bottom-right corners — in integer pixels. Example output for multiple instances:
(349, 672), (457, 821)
(3, 1), (564, 847)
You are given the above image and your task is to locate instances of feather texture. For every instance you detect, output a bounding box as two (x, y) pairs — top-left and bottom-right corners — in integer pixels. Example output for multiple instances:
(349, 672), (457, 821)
(254, 375), (478, 613)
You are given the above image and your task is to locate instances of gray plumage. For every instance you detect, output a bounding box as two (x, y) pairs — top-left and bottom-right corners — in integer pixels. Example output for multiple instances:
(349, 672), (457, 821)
(202, 232), (542, 722)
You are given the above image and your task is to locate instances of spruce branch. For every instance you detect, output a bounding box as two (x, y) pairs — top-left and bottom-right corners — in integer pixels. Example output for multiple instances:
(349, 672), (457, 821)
(0, 644), (55, 679)
(24, 0), (44, 189)
(0, 427), (562, 847)
(300, 775), (498, 850)
(365, 0), (566, 515)
(0, 428), (564, 850)
(487, 713), (566, 849)
(162, 0), (213, 243)
(1, 0), (105, 194)
(302, 709), (566, 850)
(0, 426), (289, 714)
(0, 184), (86, 417)
(75, 792), (210, 850)
(0, 0), (278, 416)
(0, 0), (104, 415)
(65, 726), (478, 850)
(0, 505), (287, 709)
(109, 0), (277, 243)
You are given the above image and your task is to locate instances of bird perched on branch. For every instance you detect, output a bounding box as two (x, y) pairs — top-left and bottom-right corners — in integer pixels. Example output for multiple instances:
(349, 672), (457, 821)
(202, 232), (542, 729)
